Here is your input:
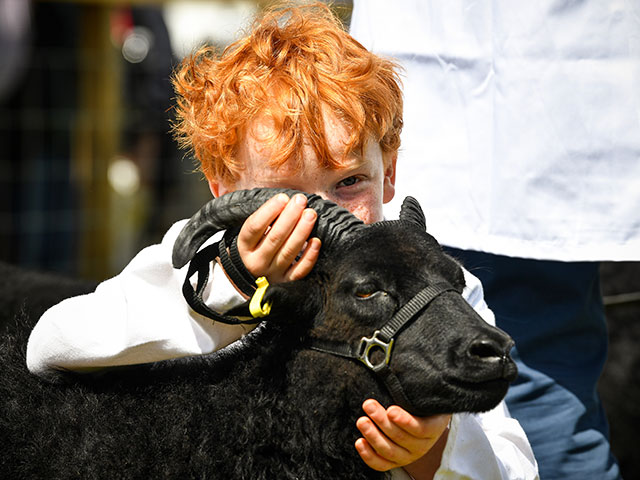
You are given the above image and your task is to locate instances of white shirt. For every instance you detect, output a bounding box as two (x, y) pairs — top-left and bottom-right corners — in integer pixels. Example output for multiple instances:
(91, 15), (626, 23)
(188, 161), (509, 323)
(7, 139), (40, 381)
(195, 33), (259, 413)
(351, 0), (640, 262)
(27, 220), (538, 479)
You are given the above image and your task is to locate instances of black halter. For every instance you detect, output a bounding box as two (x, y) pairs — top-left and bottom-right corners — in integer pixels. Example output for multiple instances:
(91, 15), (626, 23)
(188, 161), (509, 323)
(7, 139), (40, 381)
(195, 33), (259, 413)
(308, 282), (456, 412)
(181, 233), (261, 326)
(181, 236), (456, 411)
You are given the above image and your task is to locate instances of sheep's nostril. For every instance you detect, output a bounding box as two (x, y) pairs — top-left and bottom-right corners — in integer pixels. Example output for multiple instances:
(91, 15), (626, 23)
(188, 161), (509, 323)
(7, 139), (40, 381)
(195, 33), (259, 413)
(468, 338), (505, 361)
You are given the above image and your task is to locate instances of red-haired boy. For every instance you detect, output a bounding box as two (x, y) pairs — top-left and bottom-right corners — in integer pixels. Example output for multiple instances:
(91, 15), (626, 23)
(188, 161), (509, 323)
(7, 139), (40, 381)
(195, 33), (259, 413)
(28, 4), (537, 478)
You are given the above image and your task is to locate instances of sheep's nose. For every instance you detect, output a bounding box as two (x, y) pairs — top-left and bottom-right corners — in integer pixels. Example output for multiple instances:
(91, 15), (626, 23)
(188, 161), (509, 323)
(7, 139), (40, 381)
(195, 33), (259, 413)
(465, 334), (517, 382)
(468, 337), (512, 362)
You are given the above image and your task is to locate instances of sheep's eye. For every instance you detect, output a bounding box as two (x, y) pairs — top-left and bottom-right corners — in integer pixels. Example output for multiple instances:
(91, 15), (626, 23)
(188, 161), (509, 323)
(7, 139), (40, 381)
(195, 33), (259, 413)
(355, 288), (385, 300)
(356, 291), (374, 298)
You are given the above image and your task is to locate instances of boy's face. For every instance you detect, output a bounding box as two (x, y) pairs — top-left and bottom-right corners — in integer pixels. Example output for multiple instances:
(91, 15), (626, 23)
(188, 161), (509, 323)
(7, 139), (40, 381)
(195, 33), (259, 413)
(209, 114), (397, 224)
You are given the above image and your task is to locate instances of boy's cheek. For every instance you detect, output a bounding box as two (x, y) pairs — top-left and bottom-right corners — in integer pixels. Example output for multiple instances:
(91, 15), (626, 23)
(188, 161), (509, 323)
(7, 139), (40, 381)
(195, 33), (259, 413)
(341, 197), (383, 225)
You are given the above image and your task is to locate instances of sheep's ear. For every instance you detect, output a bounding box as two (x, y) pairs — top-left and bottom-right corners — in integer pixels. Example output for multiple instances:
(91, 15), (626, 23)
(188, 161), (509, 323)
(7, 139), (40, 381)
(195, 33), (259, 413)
(224, 280), (320, 325)
(262, 280), (321, 325)
(399, 196), (427, 231)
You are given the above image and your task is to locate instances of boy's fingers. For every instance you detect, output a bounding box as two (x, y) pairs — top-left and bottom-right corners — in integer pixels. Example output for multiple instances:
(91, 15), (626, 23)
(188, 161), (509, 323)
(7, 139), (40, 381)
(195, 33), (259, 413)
(387, 406), (450, 441)
(239, 193), (289, 249)
(273, 208), (317, 273)
(363, 400), (412, 443)
(356, 415), (411, 465)
(237, 194), (309, 279)
(354, 437), (397, 472)
(258, 194), (308, 256)
(284, 237), (321, 282)
(361, 400), (415, 457)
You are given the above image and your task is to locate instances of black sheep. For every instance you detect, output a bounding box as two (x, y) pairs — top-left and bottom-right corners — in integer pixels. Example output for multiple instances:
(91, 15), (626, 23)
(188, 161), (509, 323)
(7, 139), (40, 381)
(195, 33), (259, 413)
(0, 189), (517, 479)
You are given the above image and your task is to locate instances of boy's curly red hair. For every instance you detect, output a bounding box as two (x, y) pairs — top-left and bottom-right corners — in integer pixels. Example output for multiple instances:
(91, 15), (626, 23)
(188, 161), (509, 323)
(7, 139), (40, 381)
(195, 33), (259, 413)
(172, 2), (403, 184)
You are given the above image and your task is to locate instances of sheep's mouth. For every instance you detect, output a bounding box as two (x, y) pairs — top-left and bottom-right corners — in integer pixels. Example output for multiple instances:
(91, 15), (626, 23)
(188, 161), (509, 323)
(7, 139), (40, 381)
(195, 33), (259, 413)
(436, 372), (515, 413)
(446, 357), (518, 388)
(404, 372), (514, 417)
(448, 375), (512, 393)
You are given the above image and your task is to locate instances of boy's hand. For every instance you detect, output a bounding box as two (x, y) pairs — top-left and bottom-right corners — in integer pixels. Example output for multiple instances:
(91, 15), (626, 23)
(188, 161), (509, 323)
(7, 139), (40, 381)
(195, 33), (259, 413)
(355, 399), (450, 476)
(237, 193), (321, 284)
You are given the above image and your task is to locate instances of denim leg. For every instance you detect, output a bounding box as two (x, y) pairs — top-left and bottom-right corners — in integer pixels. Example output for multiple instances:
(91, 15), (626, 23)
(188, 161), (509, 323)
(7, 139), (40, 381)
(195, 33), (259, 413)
(444, 247), (621, 480)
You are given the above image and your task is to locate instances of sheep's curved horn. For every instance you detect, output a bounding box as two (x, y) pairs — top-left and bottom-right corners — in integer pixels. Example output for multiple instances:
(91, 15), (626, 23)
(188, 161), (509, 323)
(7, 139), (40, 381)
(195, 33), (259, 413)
(399, 196), (427, 231)
(172, 187), (365, 268)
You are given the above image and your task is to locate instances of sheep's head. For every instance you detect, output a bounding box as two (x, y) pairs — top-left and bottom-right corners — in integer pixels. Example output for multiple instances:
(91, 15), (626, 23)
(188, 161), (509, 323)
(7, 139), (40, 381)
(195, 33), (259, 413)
(173, 188), (517, 417)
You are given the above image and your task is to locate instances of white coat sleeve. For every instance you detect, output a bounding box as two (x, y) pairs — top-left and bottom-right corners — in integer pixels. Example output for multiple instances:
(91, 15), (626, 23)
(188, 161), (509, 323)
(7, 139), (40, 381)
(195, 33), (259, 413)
(434, 409), (538, 480)
(390, 269), (538, 479)
(26, 220), (252, 377)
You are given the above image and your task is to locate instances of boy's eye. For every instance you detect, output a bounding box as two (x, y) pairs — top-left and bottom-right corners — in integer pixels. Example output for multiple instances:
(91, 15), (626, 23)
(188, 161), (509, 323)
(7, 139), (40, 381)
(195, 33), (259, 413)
(337, 176), (360, 188)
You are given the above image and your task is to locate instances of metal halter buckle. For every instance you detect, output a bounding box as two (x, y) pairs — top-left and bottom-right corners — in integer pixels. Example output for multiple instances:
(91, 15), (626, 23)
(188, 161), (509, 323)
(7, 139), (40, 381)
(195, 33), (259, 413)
(357, 330), (394, 371)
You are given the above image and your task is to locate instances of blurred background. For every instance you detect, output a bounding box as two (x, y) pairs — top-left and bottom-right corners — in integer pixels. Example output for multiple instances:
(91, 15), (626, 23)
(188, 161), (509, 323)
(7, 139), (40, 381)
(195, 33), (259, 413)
(0, 0), (351, 281)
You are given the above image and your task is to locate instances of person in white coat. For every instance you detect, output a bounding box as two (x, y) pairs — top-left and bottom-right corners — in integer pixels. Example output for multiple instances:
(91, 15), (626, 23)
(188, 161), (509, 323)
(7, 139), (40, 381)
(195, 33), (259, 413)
(350, 1), (639, 478)
(27, 3), (538, 479)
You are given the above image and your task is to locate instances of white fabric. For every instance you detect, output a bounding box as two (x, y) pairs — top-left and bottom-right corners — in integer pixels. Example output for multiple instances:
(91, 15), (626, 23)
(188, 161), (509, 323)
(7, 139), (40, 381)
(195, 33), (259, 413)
(391, 409), (538, 480)
(27, 220), (538, 479)
(27, 221), (252, 373)
(351, 0), (640, 262)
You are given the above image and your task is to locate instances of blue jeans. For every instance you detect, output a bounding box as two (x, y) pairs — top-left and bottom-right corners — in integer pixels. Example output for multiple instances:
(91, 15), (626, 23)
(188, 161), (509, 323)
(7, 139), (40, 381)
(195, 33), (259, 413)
(444, 248), (621, 480)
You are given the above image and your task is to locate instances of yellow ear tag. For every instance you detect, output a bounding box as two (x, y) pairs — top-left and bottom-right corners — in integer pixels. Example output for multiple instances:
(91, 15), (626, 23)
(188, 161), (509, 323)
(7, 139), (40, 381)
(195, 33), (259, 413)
(249, 276), (272, 318)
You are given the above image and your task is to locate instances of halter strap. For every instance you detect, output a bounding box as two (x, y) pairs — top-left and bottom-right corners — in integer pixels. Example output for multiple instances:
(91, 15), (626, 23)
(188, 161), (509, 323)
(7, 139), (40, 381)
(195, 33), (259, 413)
(309, 281), (456, 411)
(181, 242), (261, 326)
(182, 240), (456, 410)
(217, 231), (257, 297)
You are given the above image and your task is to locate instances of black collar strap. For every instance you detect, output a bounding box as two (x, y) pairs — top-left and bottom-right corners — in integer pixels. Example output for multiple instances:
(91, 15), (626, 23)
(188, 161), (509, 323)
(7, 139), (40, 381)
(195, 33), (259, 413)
(309, 281), (456, 411)
(181, 241), (262, 325)
(217, 230), (257, 297)
(182, 238), (457, 409)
